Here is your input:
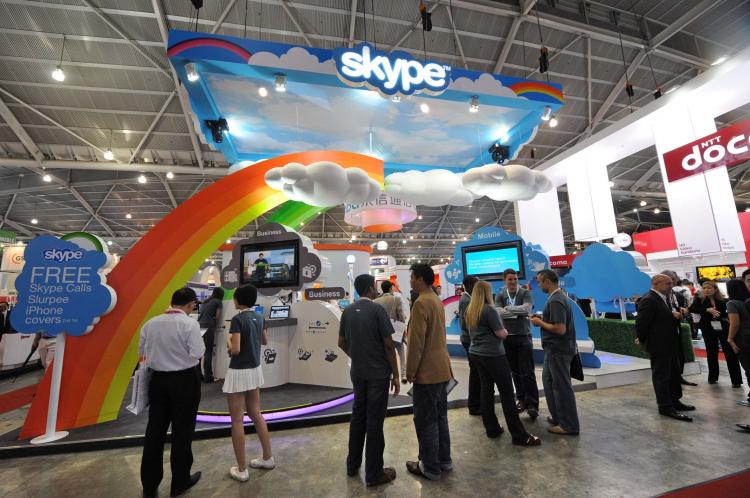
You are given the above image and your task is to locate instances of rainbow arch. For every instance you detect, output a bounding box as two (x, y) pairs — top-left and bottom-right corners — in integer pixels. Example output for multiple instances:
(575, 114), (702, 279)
(509, 81), (565, 103)
(21, 151), (383, 438)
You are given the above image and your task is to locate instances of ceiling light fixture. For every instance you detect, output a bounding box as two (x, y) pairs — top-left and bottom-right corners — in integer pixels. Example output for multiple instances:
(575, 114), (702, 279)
(469, 95), (479, 113)
(420, 103), (430, 114)
(654, 208), (661, 214)
(226, 239), (231, 244)
(351, 235), (357, 240)
(103, 149), (114, 161)
(402, 239), (407, 244)
(166, 172), (174, 180)
(107, 241), (113, 246)
(452, 241), (456, 245)
(475, 218), (480, 222)
(138, 174), (147, 184)
(541, 106), (552, 121)
(274, 74), (287, 92)
(549, 116), (559, 128)
(640, 200), (647, 206)
(126, 213), (133, 219)
(31, 218), (38, 225)
(418, 215), (423, 220)
(185, 62), (199, 82)
(632, 208), (637, 213)
(409, 235), (414, 240)
(42, 174), (52, 182)
(258, 86), (268, 97)
(51, 34), (66, 82)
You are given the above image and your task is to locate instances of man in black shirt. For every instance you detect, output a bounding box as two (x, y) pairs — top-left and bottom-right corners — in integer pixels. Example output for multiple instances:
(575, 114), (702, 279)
(339, 274), (400, 487)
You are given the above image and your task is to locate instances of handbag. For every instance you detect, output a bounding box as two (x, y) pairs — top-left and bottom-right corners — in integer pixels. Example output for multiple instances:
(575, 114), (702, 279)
(126, 364), (152, 415)
(570, 350), (584, 382)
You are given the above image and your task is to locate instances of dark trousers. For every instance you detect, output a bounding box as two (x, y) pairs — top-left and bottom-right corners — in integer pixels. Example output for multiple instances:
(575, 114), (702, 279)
(202, 328), (216, 381)
(736, 335), (750, 400)
(650, 350), (683, 412)
(542, 349), (580, 433)
(347, 377), (390, 483)
(141, 366), (201, 495)
(504, 335), (539, 408)
(678, 326), (687, 373)
(461, 341), (481, 413)
(471, 354), (530, 443)
(412, 382), (451, 480)
(701, 324), (743, 385)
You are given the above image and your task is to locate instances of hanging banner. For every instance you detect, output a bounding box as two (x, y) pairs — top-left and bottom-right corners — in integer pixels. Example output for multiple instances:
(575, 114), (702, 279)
(1, 245), (25, 272)
(663, 118), (750, 182)
(0, 230), (16, 244)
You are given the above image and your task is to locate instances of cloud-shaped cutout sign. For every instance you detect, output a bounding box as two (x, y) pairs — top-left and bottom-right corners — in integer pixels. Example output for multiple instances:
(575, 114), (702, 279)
(450, 73), (520, 99)
(385, 169), (477, 207)
(248, 47), (335, 74)
(264, 161), (381, 207)
(562, 243), (651, 301)
(11, 235), (117, 336)
(462, 163), (553, 202)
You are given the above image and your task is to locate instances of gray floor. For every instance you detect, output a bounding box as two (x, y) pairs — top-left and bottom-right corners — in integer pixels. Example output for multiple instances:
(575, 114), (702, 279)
(2, 368), (750, 498)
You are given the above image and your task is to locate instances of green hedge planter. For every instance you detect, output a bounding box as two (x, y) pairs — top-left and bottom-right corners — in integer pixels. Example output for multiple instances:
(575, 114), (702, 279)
(587, 318), (695, 362)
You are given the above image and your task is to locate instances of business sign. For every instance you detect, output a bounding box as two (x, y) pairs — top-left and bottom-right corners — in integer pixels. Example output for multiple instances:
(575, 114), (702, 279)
(549, 254), (578, 269)
(663, 118), (750, 182)
(333, 43), (451, 97)
(1, 245), (25, 272)
(11, 235), (116, 336)
(304, 287), (346, 301)
(0, 230), (16, 244)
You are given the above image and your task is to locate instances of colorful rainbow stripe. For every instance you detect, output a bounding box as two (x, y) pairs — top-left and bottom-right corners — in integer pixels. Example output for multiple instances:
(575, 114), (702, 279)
(21, 151), (383, 439)
(167, 38), (253, 62)
(509, 81), (564, 103)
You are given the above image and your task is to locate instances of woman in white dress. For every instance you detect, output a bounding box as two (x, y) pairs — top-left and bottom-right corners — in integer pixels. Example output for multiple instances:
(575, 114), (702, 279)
(224, 284), (274, 482)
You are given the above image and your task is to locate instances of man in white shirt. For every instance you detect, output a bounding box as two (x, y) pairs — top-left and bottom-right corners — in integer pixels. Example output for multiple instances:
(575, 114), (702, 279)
(140, 288), (205, 498)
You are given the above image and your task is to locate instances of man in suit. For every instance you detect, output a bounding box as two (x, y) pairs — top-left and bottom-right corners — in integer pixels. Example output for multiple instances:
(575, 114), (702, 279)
(636, 274), (696, 422)
(662, 270), (697, 386)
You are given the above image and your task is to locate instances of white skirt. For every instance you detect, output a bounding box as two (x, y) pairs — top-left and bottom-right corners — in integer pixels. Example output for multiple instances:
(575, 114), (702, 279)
(222, 366), (264, 394)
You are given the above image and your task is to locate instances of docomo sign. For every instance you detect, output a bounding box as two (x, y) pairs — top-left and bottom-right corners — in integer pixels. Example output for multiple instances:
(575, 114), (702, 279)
(334, 43), (450, 97)
(663, 118), (750, 182)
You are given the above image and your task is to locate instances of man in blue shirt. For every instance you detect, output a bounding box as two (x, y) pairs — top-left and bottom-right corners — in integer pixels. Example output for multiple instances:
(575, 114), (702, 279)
(338, 274), (400, 487)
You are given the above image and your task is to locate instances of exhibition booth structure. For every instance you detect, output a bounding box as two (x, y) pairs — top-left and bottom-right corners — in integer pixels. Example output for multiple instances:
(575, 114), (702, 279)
(0, 29), (722, 454)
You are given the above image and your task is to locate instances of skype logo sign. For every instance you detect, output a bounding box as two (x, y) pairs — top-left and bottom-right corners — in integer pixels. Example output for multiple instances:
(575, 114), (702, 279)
(334, 43), (450, 97)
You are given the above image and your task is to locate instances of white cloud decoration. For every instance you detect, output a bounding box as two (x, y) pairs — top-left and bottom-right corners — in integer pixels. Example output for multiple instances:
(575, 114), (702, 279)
(247, 47), (335, 74)
(264, 161), (381, 207)
(462, 163), (553, 202)
(385, 169), (478, 207)
(449, 73), (520, 99)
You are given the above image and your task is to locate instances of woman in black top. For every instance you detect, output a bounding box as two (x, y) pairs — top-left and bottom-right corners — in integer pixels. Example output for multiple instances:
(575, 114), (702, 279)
(689, 280), (743, 386)
(465, 280), (540, 446)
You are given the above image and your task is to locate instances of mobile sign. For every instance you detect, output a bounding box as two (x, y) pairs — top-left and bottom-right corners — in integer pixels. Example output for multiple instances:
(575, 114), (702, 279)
(11, 235), (116, 336)
(334, 43), (451, 97)
(662, 118), (750, 182)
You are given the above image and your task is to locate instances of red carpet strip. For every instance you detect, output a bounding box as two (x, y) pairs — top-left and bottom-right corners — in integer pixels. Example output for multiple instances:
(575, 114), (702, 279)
(660, 467), (750, 498)
(0, 384), (37, 414)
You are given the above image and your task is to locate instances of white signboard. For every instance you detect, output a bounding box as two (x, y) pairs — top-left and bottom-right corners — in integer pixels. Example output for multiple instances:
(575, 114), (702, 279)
(1, 245), (25, 272)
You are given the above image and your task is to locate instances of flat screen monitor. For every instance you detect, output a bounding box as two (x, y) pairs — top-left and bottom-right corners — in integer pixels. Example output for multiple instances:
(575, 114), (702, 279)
(461, 241), (525, 281)
(269, 305), (290, 319)
(240, 240), (300, 288)
(695, 265), (736, 281)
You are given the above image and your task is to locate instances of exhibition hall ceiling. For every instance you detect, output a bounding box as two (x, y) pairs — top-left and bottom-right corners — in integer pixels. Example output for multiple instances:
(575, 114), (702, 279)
(0, 0), (748, 262)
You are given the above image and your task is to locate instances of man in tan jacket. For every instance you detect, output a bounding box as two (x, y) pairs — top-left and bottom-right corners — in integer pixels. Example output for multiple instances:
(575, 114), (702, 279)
(405, 263), (452, 481)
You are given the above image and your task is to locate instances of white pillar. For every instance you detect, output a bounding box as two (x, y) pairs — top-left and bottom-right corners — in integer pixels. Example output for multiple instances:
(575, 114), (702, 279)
(652, 103), (745, 255)
(515, 188), (566, 256)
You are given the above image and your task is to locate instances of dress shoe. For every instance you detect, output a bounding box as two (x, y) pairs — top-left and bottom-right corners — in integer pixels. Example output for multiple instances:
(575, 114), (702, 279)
(347, 466), (360, 477)
(170, 472), (201, 497)
(674, 402), (696, 411)
(680, 377), (698, 386)
(406, 461), (429, 479)
(366, 467), (396, 487)
(513, 434), (542, 446)
(527, 407), (539, 420)
(708, 380), (718, 385)
(659, 410), (693, 422)
(516, 400), (526, 413)
(486, 425), (505, 438)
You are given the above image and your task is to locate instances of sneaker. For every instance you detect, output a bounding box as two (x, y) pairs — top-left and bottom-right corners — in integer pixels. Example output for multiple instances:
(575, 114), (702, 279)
(229, 466), (249, 482)
(250, 456), (276, 470)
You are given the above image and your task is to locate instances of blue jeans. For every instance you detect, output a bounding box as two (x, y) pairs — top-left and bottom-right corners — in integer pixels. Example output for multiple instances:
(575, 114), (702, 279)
(412, 382), (451, 480)
(542, 349), (580, 433)
(347, 377), (390, 483)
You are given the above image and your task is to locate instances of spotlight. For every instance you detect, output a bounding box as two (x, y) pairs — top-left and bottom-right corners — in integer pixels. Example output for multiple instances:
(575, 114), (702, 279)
(640, 200), (646, 206)
(541, 106), (552, 121)
(166, 171), (174, 180)
(410, 235), (414, 240)
(138, 175), (147, 184)
(42, 174), (52, 182)
(712, 56), (727, 66)
(103, 149), (114, 161)
(420, 103), (430, 114)
(107, 241), (113, 246)
(274, 74), (287, 92)
(31, 218), (38, 225)
(462, 236), (467, 241)
(539, 46), (549, 74)
(632, 208), (637, 213)
(185, 62), (199, 82)
(475, 218), (479, 223)
(469, 96), (479, 113)
(205, 118), (229, 144)
(549, 117), (559, 128)
(488, 142), (510, 164)
(654, 208), (660, 214)
(402, 239), (407, 244)
(392, 94), (401, 103)
(258, 86), (268, 97)
(51, 66), (65, 82)
(418, 215), (423, 220)
(452, 241), (456, 245)
(126, 213), (133, 219)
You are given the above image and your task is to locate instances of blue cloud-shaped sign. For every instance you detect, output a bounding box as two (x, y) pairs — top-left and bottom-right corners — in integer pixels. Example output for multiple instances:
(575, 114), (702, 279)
(11, 236), (116, 336)
(562, 243), (650, 301)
